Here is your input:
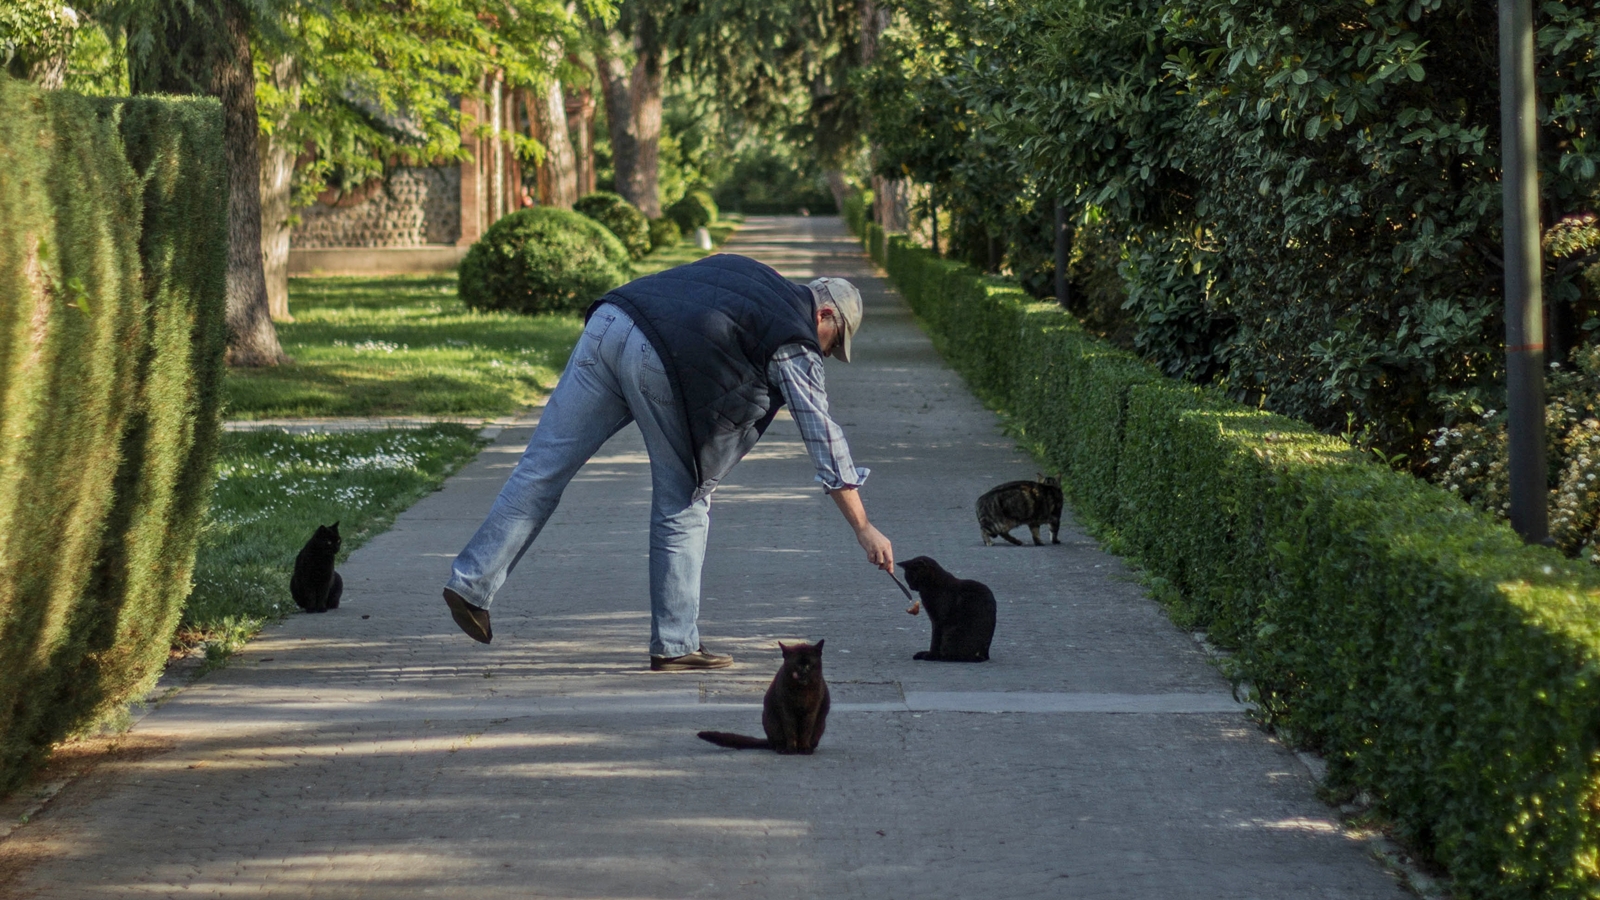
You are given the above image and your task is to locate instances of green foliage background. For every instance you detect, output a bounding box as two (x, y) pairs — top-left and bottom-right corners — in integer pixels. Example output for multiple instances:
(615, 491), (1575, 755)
(863, 0), (1600, 467)
(0, 77), (227, 793)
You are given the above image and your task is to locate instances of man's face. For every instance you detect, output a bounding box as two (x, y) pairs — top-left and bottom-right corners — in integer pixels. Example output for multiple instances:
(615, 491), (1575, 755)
(816, 308), (841, 358)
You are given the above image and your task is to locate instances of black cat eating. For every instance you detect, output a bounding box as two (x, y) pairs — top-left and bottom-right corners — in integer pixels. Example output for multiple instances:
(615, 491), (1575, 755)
(698, 640), (831, 754)
(901, 556), (995, 662)
(290, 522), (343, 613)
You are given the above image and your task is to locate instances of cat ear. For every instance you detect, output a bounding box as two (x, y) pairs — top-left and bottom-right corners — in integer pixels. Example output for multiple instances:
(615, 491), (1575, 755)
(777, 641), (789, 654)
(331, 521), (339, 528)
(814, 638), (824, 651)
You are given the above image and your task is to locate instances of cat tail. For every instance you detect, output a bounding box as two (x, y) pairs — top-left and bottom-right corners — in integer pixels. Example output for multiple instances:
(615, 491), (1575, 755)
(697, 731), (771, 750)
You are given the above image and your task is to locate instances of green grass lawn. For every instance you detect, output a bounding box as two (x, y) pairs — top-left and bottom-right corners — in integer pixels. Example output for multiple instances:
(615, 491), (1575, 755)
(225, 216), (743, 421)
(224, 277), (582, 420)
(182, 426), (486, 657)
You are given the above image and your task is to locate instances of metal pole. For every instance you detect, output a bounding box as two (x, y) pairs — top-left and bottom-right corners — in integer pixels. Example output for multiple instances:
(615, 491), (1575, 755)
(1500, 0), (1549, 543)
(1054, 203), (1071, 308)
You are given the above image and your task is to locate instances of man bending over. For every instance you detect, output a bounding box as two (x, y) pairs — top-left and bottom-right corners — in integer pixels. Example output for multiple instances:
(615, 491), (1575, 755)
(442, 253), (895, 670)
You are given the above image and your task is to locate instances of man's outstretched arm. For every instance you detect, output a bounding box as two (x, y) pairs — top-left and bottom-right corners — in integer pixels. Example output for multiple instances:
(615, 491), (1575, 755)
(768, 345), (894, 573)
(830, 487), (894, 574)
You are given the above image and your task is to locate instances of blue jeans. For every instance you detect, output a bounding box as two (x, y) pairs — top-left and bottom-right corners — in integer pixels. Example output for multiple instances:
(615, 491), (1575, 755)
(445, 305), (709, 657)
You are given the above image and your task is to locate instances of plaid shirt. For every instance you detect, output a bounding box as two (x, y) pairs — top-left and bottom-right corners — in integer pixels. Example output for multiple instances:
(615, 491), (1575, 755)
(767, 344), (870, 492)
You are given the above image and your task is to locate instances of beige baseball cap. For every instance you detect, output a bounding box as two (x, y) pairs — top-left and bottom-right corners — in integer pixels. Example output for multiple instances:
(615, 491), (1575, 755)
(808, 277), (862, 363)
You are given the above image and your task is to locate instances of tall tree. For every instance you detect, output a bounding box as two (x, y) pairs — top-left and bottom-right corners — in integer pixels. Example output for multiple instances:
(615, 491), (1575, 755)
(121, 0), (287, 366)
(250, 0), (602, 317)
(530, 80), (580, 206)
(591, 3), (664, 216)
(257, 50), (297, 321)
(666, 0), (869, 208)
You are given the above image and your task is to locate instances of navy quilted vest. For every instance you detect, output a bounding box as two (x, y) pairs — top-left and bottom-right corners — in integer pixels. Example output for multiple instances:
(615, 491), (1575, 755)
(589, 254), (818, 499)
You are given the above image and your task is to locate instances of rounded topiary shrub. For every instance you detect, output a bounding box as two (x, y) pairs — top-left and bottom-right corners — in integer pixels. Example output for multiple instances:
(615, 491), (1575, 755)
(667, 190), (718, 233)
(648, 216), (681, 250)
(573, 191), (652, 260)
(459, 207), (631, 315)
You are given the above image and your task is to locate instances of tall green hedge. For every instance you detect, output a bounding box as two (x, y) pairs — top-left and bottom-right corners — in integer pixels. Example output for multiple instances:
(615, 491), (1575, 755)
(0, 77), (227, 794)
(859, 217), (1600, 899)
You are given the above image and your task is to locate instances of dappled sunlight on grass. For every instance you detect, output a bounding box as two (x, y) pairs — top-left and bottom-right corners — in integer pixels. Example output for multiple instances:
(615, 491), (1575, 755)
(184, 427), (487, 655)
(227, 275), (583, 419)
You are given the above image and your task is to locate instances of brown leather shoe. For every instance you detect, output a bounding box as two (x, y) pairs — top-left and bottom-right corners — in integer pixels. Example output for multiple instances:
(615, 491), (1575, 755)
(650, 647), (733, 671)
(443, 589), (492, 644)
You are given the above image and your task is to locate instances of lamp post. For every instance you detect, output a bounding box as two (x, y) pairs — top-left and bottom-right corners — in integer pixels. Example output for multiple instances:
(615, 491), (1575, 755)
(1055, 203), (1071, 308)
(1500, 0), (1550, 543)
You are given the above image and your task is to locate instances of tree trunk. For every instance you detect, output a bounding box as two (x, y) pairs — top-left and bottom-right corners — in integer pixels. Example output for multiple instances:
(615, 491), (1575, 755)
(259, 133), (295, 322)
(872, 174), (910, 232)
(216, 0), (286, 365)
(823, 169), (849, 214)
(131, 0), (286, 363)
(259, 55), (298, 323)
(532, 75), (579, 207)
(566, 86), (597, 196)
(859, 0), (906, 232)
(595, 26), (662, 218)
(28, 54), (68, 89)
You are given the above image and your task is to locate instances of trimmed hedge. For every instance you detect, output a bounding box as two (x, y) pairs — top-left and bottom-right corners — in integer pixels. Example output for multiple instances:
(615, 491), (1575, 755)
(573, 191), (651, 260)
(0, 78), (227, 793)
(858, 215), (1600, 899)
(647, 216), (681, 251)
(666, 189), (717, 234)
(459, 207), (631, 316)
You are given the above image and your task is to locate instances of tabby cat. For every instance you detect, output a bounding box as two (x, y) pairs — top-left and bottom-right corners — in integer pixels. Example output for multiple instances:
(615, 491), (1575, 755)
(290, 522), (343, 613)
(976, 474), (1062, 546)
(901, 556), (995, 662)
(698, 640), (830, 754)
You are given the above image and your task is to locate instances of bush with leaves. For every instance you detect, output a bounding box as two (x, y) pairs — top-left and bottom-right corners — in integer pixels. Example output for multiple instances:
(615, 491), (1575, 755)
(458, 207), (630, 316)
(1, 0), (79, 83)
(647, 216), (680, 250)
(1431, 347), (1600, 564)
(574, 191), (652, 260)
(862, 0), (1045, 278)
(666, 189), (717, 233)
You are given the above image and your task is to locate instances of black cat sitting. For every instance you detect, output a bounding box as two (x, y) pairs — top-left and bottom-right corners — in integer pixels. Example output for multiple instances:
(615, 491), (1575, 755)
(698, 640), (830, 754)
(901, 556), (994, 662)
(290, 522), (343, 613)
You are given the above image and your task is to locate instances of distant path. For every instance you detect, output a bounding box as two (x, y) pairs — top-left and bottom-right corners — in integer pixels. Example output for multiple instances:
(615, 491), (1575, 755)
(0, 217), (1406, 899)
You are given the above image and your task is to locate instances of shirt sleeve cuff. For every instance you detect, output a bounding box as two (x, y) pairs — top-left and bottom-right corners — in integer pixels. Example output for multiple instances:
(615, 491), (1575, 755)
(817, 466), (870, 492)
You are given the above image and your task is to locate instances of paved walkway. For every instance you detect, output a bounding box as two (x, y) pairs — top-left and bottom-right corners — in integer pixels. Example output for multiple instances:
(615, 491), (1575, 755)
(0, 217), (1406, 899)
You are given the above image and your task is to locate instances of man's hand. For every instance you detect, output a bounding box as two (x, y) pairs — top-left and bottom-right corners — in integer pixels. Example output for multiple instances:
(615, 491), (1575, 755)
(854, 523), (895, 573)
(830, 488), (895, 574)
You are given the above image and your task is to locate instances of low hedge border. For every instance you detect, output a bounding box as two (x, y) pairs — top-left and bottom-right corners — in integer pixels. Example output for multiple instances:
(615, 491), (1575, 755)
(858, 220), (1600, 899)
